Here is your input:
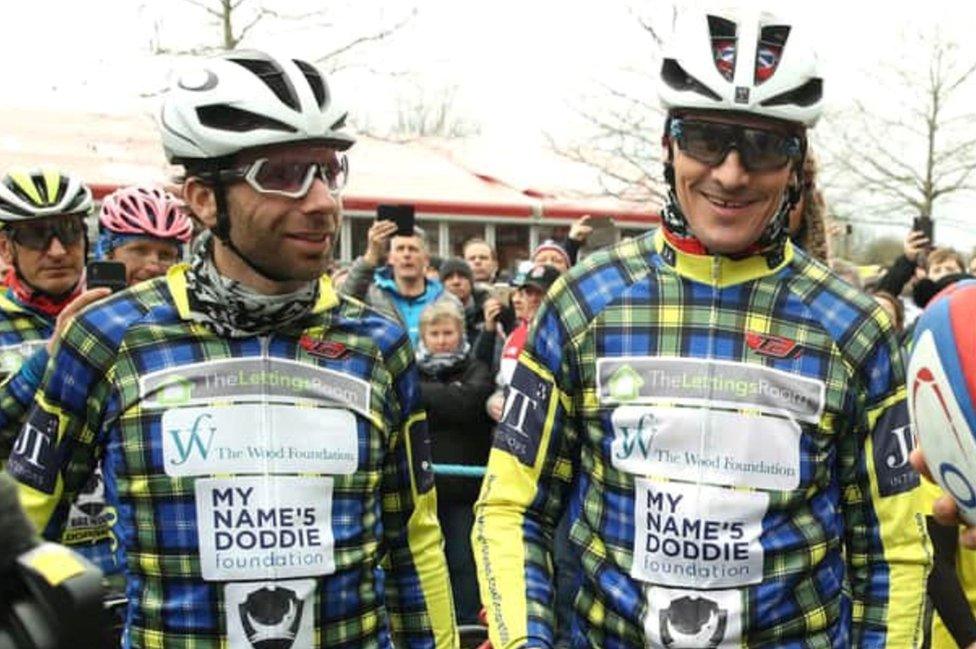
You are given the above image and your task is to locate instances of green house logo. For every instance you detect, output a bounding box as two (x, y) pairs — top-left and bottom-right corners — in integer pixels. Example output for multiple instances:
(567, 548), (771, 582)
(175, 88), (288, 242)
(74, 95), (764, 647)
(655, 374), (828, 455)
(155, 376), (194, 406)
(607, 365), (644, 402)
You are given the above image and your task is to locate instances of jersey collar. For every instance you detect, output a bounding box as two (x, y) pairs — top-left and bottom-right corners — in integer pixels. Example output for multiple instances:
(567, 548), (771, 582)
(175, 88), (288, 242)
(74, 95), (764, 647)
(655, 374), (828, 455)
(166, 263), (340, 322)
(654, 228), (793, 287)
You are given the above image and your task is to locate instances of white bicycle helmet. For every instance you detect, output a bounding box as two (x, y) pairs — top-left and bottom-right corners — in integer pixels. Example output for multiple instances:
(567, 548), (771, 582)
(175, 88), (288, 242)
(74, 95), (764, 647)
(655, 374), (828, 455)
(0, 168), (93, 223)
(658, 8), (823, 127)
(159, 50), (355, 164)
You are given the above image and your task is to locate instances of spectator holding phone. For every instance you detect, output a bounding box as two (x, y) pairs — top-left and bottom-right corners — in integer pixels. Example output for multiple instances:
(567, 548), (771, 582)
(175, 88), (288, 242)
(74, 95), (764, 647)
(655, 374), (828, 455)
(874, 219), (934, 300)
(485, 265), (560, 422)
(343, 216), (459, 347)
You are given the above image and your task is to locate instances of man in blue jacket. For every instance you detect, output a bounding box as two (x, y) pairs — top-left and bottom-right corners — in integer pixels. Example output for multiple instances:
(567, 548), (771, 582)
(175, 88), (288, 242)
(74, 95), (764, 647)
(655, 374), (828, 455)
(344, 217), (459, 347)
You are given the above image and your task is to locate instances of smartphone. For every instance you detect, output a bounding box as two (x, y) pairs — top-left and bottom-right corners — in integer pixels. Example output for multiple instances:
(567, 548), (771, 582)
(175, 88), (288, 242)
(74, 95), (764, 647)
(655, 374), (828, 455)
(490, 283), (513, 305)
(376, 204), (415, 237)
(86, 261), (127, 293)
(913, 216), (934, 241)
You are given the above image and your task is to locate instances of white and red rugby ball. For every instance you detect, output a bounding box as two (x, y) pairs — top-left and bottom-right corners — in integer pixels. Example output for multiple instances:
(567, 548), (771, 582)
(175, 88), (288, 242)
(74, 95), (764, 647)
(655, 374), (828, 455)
(908, 280), (976, 525)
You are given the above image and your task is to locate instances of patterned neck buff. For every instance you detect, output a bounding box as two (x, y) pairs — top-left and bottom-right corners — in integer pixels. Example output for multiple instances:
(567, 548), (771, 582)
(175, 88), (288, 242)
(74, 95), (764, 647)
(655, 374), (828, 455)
(184, 232), (319, 338)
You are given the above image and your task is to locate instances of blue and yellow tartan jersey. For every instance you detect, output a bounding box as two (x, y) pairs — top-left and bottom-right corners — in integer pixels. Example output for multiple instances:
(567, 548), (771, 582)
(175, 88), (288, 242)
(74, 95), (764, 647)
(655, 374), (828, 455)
(0, 289), (53, 458)
(7, 264), (457, 649)
(0, 287), (120, 574)
(474, 229), (932, 648)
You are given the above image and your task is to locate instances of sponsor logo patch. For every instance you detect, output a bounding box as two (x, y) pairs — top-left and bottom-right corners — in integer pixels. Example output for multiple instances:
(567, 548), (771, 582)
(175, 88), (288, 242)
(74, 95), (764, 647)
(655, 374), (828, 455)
(492, 364), (552, 467)
(597, 357), (825, 422)
(225, 579), (315, 649)
(299, 336), (348, 360)
(140, 358), (371, 416)
(195, 476), (335, 581)
(644, 586), (743, 648)
(745, 332), (799, 359)
(8, 405), (59, 494)
(872, 402), (920, 497)
(611, 406), (801, 490)
(162, 405), (359, 478)
(632, 479), (767, 589)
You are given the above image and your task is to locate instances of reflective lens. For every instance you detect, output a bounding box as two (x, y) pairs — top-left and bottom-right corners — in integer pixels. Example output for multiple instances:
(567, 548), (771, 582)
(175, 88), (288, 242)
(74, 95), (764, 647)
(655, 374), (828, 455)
(669, 118), (802, 172)
(10, 216), (85, 251)
(223, 154), (349, 198)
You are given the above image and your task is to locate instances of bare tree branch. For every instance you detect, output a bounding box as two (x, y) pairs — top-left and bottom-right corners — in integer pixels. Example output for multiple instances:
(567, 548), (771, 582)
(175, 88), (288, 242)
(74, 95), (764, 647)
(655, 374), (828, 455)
(315, 9), (417, 65)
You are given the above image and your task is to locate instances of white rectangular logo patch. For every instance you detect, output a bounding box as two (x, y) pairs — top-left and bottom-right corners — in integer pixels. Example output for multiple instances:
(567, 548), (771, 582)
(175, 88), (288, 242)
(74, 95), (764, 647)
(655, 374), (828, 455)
(643, 586), (743, 648)
(162, 404), (358, 477)
(225, 579), (316, 648)
(195, 476), (335, 581)
(632, 479), (767, 589)
(610, 406), (801, 490)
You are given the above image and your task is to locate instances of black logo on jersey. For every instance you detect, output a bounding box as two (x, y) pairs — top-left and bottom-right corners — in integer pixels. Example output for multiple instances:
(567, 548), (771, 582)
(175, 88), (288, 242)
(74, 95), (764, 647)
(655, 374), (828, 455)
(408, 417), (435, 494)
(872, 402), (919, 497)
(493, 365), (551, 467)
(8, 405), (59, 494)
(239, 586), (304, 649)
(660, 595), (728, 647)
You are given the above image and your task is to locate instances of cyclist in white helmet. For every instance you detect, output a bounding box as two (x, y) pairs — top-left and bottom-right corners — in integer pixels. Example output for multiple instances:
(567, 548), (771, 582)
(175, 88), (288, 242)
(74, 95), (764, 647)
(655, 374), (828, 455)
(8, 50), (456, 648)
(473, 8), (930, 648)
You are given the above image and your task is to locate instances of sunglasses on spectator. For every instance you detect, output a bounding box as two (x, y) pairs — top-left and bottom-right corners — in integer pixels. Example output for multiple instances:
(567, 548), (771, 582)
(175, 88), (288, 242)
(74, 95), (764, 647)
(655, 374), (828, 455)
(669, 118), (802, 172)
(7, 216), (85, 251)
(219, 153), (349, 198)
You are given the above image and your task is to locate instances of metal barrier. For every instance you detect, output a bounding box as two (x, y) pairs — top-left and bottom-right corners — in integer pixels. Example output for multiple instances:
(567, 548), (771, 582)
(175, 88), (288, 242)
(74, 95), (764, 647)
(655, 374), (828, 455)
(432, 464), (487, 478)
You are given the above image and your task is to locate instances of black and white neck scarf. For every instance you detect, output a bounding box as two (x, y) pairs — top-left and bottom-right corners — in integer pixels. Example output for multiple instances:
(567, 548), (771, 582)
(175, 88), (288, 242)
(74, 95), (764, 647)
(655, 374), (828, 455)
(184, 233), (319, 338)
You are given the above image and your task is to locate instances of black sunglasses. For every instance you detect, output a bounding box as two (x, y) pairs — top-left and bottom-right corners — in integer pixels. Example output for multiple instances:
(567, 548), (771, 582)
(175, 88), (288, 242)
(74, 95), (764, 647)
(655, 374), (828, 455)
(669, 118), (803, 172)
(7, 217), (86, 251)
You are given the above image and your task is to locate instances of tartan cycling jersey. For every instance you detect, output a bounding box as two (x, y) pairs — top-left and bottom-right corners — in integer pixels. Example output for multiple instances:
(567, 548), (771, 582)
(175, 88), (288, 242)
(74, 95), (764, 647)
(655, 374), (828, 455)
(474, 229), (931, 648)
(8, 264), (456, 649)
(0, 288), (120, 574)
(0, 290), (52, 457)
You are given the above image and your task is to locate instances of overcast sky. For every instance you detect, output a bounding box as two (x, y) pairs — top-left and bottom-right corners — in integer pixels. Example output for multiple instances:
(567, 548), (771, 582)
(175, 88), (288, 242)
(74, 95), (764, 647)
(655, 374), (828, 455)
(3, 0), (976, 250)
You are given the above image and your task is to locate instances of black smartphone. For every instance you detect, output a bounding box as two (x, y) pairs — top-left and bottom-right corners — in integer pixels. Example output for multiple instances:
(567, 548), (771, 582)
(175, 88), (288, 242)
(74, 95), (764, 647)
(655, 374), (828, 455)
(86, 261), (127, 293)
(913, 216), (934, 241)
(497, 304), (516, 335)
(376, 204), (415, 237)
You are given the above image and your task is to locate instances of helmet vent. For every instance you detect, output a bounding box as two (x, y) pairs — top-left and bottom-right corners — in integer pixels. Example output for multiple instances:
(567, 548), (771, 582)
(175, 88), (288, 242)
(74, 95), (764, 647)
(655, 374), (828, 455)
(760, 78), (823, 108)
(226, 55), (300, 111)
(708, 15), (737, 82)
(755, 25), (790, 85)
(196, 105), (298, 133)
(293, 59), (329, 109)
(661, 59), (721, 102)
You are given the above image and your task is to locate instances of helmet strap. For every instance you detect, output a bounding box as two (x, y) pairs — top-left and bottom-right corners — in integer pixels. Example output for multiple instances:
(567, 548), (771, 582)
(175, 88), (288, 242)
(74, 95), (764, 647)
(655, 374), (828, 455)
(209, 177), (293, 283)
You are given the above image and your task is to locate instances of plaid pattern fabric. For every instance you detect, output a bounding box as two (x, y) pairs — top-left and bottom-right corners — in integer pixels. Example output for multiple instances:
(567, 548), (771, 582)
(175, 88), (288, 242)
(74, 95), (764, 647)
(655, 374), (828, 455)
(475, 229), (931, 648)
(8, 265), (455, 649)
(0, 290), (52, 458)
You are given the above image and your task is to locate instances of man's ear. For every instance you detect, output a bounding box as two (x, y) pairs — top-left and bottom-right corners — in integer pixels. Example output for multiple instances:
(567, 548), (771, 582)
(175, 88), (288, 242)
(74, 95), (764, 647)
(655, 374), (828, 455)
(0, 233), (15, 268)
(183, 178), (218, 230)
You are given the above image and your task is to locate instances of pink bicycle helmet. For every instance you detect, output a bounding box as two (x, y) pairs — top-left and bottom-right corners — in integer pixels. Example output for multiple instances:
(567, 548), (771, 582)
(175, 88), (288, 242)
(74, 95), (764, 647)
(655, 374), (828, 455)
(98, 186), (193, 242)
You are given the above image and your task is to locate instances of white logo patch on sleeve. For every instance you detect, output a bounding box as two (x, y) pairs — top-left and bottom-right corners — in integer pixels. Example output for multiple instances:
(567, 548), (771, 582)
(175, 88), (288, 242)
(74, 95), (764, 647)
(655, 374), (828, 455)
(643, 586), (743, 648)
(225, 579), (316, 648)
(632, 479), (767, 588)
(163, 405), (359, 477)
(611, 406), (801, 490)
(195, 476), (335, 581)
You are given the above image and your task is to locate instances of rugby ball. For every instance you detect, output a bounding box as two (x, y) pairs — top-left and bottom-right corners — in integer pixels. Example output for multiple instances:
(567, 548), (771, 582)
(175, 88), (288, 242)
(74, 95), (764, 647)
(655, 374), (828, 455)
(908, 280), (976, 525)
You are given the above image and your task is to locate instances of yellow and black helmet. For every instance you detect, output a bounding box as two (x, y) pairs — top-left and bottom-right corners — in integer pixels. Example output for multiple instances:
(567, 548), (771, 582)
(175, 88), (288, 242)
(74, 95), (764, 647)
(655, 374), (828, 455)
(0, 167), (93, 223)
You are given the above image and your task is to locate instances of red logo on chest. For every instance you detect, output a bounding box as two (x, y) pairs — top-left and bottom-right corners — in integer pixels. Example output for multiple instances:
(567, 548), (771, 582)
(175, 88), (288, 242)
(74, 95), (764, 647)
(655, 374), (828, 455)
(745, 332), (799, 359)
(300, 336), (347, 359)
